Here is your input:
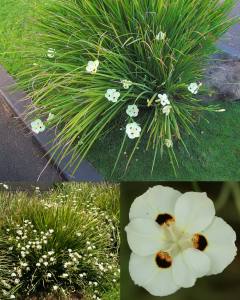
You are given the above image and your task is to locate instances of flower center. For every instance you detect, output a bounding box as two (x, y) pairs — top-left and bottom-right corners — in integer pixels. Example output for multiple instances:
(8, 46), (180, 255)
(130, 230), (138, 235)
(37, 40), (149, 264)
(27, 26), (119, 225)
(154, 215), (208, 269)
(155, 251), (172, 268)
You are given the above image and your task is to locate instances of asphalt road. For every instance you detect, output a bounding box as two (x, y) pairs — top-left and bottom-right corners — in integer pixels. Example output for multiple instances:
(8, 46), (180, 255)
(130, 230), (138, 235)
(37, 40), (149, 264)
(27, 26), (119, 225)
(0, 97), (62, 186)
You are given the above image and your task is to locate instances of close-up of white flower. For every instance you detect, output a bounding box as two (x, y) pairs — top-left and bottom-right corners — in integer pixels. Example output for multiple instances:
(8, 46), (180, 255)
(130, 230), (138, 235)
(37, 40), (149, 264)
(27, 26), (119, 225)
(162, 105), (172, 116)
(121, 80), (133, 89)
(125, 185), (237, 297)
(105, 89), (121, 103)
(126, 122), (141, 139)
(126, 105), (139, 118)
(188, 82), (202, 94)
(156, 94), (170, 106)
(47, 48), (56, 59)
(156, 31), (166, 41)
(86, 60), (100, 74)
(31, 119), (46, 134)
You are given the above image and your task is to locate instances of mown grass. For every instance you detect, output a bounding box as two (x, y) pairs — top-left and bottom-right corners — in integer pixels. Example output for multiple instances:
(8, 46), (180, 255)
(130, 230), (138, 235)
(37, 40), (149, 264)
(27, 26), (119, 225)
(0, 0), (47, 74)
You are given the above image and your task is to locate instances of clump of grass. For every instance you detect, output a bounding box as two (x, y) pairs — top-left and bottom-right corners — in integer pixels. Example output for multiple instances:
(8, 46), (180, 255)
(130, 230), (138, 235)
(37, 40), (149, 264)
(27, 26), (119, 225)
(19, 0), (236, 174)
(0, 184), (120, 300)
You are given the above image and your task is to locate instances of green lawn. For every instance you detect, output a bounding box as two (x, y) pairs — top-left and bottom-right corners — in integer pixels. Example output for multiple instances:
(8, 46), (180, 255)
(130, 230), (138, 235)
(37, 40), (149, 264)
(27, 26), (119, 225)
(88, 101), (240, 181)
(1, 0), (240, 181)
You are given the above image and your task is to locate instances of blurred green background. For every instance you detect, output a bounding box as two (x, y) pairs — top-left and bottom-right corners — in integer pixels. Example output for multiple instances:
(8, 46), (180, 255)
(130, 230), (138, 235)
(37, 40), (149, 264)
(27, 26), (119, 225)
(120, 182), (240, 300)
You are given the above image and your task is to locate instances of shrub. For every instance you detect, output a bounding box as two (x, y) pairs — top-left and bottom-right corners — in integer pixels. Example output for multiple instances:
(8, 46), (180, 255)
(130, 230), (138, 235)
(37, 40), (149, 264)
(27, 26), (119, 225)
(0, 184), (120, 299)
(19, 0), (236, 173)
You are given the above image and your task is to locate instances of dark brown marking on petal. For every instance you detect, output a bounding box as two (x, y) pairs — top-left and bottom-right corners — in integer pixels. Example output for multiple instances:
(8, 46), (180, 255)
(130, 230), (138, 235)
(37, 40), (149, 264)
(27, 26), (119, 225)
(155, 251), (172, 268)
(155, 213), (174, 226)
(193, 234), (208, 251)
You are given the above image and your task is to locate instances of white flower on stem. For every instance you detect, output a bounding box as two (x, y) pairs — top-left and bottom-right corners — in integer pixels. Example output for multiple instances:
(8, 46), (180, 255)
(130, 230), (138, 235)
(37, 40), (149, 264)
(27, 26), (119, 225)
(105, 89), (121, 103)
(156, 31), (166, 41)
(126, 122), (141, 139)
(86, 60), (100, 74)
(121, 80), (133, 89)
(47, 48), (56, 59)
(188, 82), (202, 95)
(156, 94), (170, 106)
(165, 139), (173, 148)
(125, 185), (237, 297)
(162, 105), (172, 116)
(53, 285), (59, 291)
(126, 105), (139, 118)
(3, 184), (9, 190)
(47, 113), (55, 122)
(31, 119), (46, 134)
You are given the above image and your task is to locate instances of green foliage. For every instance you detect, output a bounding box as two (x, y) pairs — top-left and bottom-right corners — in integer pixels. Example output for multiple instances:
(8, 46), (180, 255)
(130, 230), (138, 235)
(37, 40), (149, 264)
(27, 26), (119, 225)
(0, 184), (120, 300)
(15, 0), (238, 173)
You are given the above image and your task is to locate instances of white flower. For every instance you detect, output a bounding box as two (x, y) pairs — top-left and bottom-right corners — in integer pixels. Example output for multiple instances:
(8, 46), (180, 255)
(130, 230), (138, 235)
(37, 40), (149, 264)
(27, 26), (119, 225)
(31, 119), (46, 134)
(162, 105), (172, 116)
(47, 113), (55, 122)
(125, 186), (237, 297)
(53, 285), (59, 291)
(156, 31), (166, 41)
(47, 48), (56, 59)
(126, 122), (141, 139)
(121, 80), (133, 89)
(62, 273), (69, 278)
(105, 89), (121, 103)
(47, 273), (52, 278)
(10, 295), (15, 299)
(188, 82), (202, 95)
(165, 139), (173, 148)
(86, 60), (99, 74)
(126, 105), (139, 118)
(156, 94), (170, 106)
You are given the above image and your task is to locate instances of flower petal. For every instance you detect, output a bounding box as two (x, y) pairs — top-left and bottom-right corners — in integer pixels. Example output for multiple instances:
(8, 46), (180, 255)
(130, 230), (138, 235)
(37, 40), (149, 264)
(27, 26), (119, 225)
(129, 253), (179, 296)
(129, 185), (182, 221)
(174, 192), (215, 233)
(125, 219), (168, 256)
(202, 217), (237, 275)
(172, 249), (210, 288)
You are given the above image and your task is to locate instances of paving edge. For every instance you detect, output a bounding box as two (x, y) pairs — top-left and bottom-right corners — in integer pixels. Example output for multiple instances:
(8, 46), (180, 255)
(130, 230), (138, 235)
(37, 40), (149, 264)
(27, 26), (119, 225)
(0, 65), (104, 182)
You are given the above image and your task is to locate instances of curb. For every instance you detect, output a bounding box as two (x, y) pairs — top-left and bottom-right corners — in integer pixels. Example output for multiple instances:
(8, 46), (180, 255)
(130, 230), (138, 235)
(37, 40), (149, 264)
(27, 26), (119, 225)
(0, 66), (104, 182)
